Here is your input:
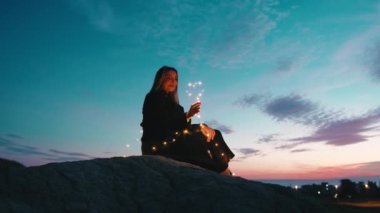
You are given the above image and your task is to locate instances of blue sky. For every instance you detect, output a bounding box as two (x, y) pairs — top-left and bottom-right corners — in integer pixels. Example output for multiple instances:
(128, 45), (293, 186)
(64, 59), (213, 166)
(1, 0), (380, 179)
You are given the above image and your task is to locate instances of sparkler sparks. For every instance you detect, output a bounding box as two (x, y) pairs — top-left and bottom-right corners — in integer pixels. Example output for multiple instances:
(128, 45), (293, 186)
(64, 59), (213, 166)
(186, 81), (204, 120)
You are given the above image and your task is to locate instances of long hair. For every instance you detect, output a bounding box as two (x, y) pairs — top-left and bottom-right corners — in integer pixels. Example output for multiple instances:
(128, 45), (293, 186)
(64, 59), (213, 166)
(149, 66), (179, 104)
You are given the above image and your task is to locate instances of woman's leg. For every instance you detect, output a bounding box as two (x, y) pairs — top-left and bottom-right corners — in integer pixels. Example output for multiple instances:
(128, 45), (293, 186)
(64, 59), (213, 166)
(206, 130), (235, 174)
(207, 130), (234, 162)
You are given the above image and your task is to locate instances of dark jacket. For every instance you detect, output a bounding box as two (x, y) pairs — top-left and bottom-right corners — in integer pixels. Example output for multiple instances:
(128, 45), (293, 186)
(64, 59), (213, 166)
(140, 91), (190, 143)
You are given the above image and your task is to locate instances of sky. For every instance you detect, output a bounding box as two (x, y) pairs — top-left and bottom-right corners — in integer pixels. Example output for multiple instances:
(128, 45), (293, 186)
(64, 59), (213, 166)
(1, 0), (380, 181)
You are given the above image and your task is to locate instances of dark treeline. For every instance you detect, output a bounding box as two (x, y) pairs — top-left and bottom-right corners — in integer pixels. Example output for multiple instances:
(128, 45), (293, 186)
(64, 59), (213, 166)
(294, 179), (380, 201)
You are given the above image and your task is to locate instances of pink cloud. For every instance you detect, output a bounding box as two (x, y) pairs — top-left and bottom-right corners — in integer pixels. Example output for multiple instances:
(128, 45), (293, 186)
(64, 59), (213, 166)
(237, 161), (380, 180)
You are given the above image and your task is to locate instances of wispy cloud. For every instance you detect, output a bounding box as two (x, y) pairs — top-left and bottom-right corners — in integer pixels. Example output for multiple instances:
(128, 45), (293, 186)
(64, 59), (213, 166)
(270, 40), (316, 74)
(0, 134), (96, 164)
(43, 156), (90, 162)
(68, 0), (289, 70)
(356, 161), (380, 173)
(5, 133), (24, 139)
(257, 134), (279, 143)
(237, 92), (380, 148)
(69, 0), (116, 32)
(206, 120), (233, 134)
(205, 1), (284, 68)
(49, 149), (95, 158)
(274, 57), (299, 73)
(306, 161), (380, 179)
(288, 109), (380, 146)
(235, 93), (269, 108)
(275, 142), (301, 150)
(290, 148), (312, 153)
(242, 161), (380, 180)
(330, 21), (380, 84)
(0, 137), (12, 146)
(236, 93), (342, 126)
(0, 136), (53, 157)
(233, 147), (263, 161)
(366, 41), (380, 82)
(265, 94), (317, 121)
(238, 148), (261, 155)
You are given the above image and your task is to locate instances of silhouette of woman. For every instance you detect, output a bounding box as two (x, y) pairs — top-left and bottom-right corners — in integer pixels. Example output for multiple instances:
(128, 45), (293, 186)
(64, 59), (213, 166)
(141, 66), (234, 175)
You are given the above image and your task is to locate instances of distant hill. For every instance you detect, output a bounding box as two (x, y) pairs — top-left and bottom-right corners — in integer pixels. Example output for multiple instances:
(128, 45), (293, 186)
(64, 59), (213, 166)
(0, 156), (327, 212)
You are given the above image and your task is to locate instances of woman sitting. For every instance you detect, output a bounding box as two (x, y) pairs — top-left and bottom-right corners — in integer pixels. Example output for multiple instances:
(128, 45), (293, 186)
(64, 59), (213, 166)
(140, 66), (234, 175)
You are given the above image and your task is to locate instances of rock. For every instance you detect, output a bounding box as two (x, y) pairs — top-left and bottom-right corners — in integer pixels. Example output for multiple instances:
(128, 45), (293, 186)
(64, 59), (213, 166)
(0, 156), (327, 213)
(0, 158), (25, 171)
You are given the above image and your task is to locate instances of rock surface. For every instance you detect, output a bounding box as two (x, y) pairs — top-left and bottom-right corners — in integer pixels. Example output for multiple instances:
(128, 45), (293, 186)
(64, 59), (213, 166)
(0, 156), (327, 213)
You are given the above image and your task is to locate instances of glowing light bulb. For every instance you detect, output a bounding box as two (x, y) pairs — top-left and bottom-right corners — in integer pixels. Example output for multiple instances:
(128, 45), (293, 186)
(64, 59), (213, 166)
(163, 141), (167, 146)
(207, 149), (213, 158)
(152, 146), (157, 151)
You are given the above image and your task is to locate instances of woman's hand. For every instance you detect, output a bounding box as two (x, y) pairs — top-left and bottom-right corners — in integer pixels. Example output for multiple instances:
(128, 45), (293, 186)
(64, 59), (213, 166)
(200, 124), (215, 142)
(187, 102), (201, 119)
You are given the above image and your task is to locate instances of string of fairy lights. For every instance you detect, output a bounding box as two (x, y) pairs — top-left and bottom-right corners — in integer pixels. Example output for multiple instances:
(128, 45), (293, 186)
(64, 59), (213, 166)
(150, 123), (228, 162)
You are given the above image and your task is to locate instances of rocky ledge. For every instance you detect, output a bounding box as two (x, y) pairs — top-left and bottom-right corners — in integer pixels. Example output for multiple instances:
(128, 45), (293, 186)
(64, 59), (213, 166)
(0, 156), (327, 213)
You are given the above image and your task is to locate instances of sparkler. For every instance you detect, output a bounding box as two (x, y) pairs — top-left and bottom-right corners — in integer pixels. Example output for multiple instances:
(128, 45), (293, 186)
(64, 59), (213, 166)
(185, 81), (204, 121)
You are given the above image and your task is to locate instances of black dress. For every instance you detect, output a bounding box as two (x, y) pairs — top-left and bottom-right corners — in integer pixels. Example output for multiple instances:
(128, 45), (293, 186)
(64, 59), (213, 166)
(140, 90), (234, 173)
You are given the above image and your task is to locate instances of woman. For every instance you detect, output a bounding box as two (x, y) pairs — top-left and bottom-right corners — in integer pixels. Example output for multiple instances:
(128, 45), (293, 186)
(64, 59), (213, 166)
(140, 66), (234, 175)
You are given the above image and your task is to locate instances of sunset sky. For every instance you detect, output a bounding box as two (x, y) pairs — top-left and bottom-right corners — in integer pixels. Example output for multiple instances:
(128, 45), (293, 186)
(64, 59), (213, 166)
(1, 0), (380, 181)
